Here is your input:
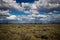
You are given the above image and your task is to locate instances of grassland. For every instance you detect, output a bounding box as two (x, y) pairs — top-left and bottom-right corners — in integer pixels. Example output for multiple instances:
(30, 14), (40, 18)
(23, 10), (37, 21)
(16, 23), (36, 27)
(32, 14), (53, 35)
(0, 24), (60, 40)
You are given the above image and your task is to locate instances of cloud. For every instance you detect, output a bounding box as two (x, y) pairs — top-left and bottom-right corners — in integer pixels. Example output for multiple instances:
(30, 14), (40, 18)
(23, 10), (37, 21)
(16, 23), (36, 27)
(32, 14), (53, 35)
(0, 10), (11, 15)
(0, 10), (17, 20)
(16, 15), (35, 23)
(13, 14), (48, 23)
(1, 0), (60, 13)
(6, 15), (17, 20)
(39, 13), (60, 23)
(0, 0), (24, 11)
(0, 0), (60, 23)
(0, 10), (60, 23)
(21, 3), (31, 8)
(0, 10), (11, 20)
(22, 0), (60, 14)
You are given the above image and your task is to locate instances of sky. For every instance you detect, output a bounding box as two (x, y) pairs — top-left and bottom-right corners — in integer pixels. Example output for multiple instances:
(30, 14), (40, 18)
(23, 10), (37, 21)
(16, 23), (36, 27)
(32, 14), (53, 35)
(16, 0), (38, 3)
(0, 0), (60, 23)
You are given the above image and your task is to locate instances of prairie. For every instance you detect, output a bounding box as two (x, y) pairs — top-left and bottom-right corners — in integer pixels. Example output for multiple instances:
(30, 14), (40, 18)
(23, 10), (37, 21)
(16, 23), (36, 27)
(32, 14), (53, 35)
(0, 24), (60, 40)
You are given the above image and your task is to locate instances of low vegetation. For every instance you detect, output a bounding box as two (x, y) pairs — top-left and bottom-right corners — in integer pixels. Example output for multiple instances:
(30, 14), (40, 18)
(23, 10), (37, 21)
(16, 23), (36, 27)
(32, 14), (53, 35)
(0, 24), (60, 40)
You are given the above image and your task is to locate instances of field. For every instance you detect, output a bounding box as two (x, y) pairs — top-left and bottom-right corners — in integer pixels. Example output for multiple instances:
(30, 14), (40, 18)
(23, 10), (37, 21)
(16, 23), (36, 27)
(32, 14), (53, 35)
(0, 24), (60, 40)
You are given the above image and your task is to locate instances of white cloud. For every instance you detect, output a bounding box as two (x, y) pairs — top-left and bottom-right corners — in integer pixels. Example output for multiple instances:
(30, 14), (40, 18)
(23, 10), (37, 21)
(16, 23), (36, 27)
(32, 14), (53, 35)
(24, 11), (30, 14)
(39, 13), (60, 23)
(29, 9), (39, 14)
(14, 14), (48, 23)
(0, 10), (16, 20)
(0, 0), (24, 11)
(16, 15), (35, 23)
(22, 0), (60, 15)
(1, 0), (60, 13)
(6, 15), (17, 20)
(21, 3), (31, 8)
(31, 14), (47, 18)
(0, 10), (11, 15)
(0, 0), (60, 23)
(0, 10), (11, 20)
(30, 4), (37, 10)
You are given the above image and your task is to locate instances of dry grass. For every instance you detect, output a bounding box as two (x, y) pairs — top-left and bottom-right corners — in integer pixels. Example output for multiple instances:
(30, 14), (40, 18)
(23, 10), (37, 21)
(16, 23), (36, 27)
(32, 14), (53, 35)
(0, 24), (60, 40)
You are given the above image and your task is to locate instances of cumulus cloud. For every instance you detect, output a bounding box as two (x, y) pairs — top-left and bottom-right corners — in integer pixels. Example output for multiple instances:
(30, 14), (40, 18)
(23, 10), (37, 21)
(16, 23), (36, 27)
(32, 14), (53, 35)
(0, 0), (60, 23)
(1, 0), (60, 13)
(22, 0), (60, 14)
(14, 13), (60, 23)
(14, 14), (48, 23)
(6, 15), (17, 20)
(40, 13), (60, 23)
(0, 10), (11, 15)
(0, 10), (17, 20)
(0, 0), (24, 11)
(0, 10), (11, 20)
(21, 3), (31, 8)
